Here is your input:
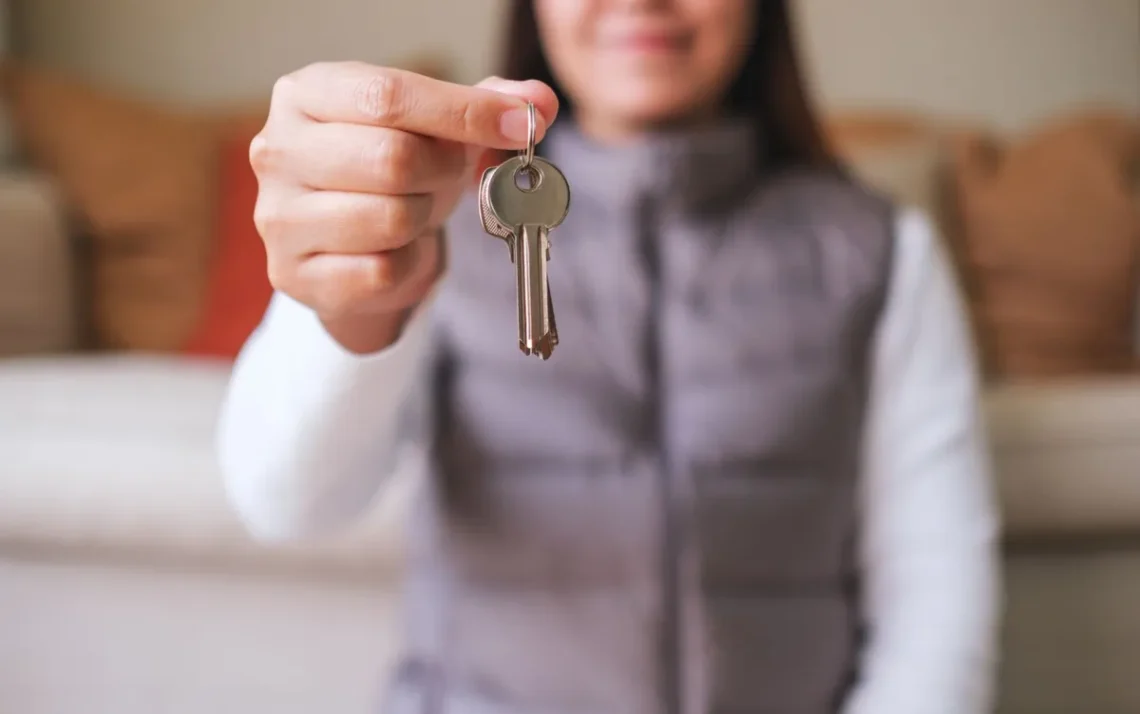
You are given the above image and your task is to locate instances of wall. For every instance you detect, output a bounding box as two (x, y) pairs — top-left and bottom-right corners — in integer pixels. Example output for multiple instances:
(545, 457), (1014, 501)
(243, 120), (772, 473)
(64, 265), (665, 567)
(797, 0), (1140, 130)
(14, 0), (1140, 130)
(15, 0), (505, 101)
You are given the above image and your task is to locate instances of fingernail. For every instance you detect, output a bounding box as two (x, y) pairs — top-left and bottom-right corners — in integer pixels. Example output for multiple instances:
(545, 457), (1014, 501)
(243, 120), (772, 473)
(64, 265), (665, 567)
(500, 106), (534, 143)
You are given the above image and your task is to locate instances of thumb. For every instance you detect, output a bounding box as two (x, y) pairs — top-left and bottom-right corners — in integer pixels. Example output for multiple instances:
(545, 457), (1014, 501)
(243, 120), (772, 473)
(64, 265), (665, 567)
(465, 77), (560, 185)
(474, 76), (560, 143)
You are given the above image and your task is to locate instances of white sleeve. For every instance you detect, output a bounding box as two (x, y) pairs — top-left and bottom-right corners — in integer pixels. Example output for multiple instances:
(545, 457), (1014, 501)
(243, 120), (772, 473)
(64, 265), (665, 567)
(216, 291), (436, 541)
(841, 208), (1002, 714)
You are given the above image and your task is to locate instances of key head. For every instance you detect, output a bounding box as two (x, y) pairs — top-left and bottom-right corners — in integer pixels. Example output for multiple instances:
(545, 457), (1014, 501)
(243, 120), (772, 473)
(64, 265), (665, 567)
(486, 156), (571, 230)
(478, 165), (514, 241)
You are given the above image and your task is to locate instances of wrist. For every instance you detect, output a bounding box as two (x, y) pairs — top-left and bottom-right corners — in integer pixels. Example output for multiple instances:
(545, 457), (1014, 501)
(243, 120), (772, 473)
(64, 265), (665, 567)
(319, 229), (445, 355)
(319, 309), (415, 355)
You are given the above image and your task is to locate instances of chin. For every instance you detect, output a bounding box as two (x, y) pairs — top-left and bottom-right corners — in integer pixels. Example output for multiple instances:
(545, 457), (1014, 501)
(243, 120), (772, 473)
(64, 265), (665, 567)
(600, 81), (708, 127)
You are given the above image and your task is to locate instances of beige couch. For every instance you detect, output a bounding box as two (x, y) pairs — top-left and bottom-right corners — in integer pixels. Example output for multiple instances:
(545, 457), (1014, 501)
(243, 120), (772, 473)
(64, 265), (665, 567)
(2, 162), (1140, 714)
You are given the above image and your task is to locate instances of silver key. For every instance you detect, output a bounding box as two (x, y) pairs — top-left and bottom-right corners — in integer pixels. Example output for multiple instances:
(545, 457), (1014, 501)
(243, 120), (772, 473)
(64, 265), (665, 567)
(478, 105), (570, 360)
(478, 164), (515, 257)
(482, 155), (570, 359)
(480, 162), (560, 352)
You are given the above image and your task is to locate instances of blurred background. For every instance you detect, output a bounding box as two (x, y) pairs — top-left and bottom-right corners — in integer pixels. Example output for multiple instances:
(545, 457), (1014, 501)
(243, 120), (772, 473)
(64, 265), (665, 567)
(0, 1), (1137, 713)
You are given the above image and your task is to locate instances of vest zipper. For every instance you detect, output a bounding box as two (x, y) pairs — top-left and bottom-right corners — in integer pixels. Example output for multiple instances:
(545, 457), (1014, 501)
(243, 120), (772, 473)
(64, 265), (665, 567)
(638, 195), (683, 714)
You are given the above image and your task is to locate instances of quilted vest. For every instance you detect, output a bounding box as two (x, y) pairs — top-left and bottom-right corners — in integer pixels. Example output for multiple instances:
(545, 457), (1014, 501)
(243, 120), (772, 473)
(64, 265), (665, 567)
(382, 120), (896, 714)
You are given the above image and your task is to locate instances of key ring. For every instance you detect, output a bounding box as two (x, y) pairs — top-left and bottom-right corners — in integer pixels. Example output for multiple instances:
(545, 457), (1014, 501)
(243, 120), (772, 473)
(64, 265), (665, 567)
(520, 102), (536, 169)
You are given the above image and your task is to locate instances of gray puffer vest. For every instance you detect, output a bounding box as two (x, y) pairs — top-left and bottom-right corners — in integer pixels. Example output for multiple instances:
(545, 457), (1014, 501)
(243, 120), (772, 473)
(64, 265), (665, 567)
(381, 120), (896, 714)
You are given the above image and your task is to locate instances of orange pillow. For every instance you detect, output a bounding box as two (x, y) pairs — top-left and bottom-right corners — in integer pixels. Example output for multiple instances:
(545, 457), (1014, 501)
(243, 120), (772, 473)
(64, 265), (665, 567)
(181, 127), (272, 359)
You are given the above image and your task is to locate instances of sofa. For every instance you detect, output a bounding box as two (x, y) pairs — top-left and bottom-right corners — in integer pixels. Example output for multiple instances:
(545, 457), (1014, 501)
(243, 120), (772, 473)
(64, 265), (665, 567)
(2, 91), (1140, 713)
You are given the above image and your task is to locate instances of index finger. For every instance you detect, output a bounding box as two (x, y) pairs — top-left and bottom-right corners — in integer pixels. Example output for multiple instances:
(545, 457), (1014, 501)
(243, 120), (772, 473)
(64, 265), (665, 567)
(286, 61), (560, 151)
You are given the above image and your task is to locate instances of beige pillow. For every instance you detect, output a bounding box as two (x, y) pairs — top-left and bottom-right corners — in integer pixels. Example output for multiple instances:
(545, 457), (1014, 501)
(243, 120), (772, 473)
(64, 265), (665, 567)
(948, 111), (1140, 379)
(1, 61), (219, 352)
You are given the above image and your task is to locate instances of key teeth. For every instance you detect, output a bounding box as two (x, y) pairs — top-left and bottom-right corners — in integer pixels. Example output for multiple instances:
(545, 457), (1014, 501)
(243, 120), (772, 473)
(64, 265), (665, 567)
(518, 334), (557, 360)
(535, 333), (556, 360)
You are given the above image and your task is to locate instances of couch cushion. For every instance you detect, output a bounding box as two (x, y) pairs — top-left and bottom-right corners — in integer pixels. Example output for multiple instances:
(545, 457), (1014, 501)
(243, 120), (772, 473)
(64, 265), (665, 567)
(0, 171), (78, 354)
(4, 357), (1137, 563)
(987, 375), (1140, 540)
(0, 355), (414, 578)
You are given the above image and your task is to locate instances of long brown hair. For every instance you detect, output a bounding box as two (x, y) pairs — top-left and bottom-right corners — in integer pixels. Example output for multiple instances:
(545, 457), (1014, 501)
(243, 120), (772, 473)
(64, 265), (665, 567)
(499, 0), (837, 172)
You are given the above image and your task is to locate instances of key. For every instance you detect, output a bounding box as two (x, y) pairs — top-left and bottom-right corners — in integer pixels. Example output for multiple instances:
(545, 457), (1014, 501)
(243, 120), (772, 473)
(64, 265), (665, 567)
(481, 154), (570, 360)
(479, 161), (559, 353)
(478, 164), (515, 259)
(479, 161), (555, 263)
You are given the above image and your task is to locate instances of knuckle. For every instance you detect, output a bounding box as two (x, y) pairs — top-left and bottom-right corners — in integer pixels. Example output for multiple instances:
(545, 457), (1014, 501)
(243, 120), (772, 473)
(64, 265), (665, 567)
(265, 254), (294, 293)
(291, 61), (333, 86)
(252, 198), (289, 240)
(251, 202), (273, 238)
(318, 258), (398, 314)
(366, 131), (417, 185)
(455, 101), (481, 141)
(381, 201), (412, 239)
(251, 201), (274, 238)
(247, 132), (274, 174)
(353, 70), (402, 123)
(357, 143), (387, 183)
(359, 255), (401, 295)
(380, 197), (429, 240)
(348, 198), (399, 244)
(271, 71), (302, 105)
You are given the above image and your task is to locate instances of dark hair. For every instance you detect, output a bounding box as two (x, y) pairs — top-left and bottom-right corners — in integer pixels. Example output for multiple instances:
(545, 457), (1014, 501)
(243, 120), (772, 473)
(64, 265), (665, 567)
(499, 0), (837, 172)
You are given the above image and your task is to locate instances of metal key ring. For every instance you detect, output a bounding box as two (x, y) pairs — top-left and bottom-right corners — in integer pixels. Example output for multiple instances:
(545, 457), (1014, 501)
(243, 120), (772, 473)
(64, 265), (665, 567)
(520, 102), (536, 168)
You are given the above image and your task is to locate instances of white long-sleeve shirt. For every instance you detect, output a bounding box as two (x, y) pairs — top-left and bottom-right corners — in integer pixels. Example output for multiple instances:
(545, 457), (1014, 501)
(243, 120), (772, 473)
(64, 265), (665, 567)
(217, 206), (1000, 714)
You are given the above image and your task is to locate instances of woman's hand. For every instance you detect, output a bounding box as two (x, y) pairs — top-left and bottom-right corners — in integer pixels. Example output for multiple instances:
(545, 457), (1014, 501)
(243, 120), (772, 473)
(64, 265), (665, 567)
(251, 61), (559, 353)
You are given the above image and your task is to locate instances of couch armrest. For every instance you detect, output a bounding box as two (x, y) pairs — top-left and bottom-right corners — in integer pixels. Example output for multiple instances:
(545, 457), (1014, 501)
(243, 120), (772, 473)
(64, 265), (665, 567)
(0, 171), (80, 355)
(987, 376), (1140, 542)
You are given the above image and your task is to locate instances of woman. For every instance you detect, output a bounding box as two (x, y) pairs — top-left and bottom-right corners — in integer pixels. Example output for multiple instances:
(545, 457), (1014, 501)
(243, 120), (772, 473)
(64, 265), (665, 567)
(218, 1), (1000, 712)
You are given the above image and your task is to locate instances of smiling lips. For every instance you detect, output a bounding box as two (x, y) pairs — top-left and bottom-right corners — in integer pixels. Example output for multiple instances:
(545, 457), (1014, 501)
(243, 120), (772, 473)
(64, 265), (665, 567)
(603, 24), (691, 56)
